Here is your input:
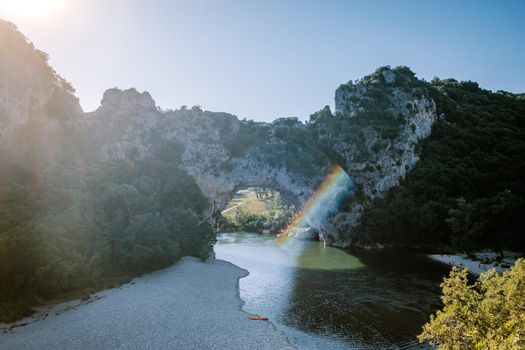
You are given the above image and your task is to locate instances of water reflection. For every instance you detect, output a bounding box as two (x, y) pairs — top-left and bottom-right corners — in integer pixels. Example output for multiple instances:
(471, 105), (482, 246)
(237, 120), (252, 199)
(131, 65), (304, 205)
(215, 232), (449, 349)
(293, 240), (364, 271)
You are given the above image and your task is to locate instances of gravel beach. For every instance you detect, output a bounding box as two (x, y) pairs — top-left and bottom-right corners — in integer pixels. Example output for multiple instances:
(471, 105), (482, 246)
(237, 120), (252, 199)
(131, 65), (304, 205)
(429, 251), (519, 275)
(0, 257), (294, 350)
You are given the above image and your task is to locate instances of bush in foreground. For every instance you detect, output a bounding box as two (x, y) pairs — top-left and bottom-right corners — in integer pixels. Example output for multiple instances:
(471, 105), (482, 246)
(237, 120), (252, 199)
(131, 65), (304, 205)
(419, 259), (525, 349)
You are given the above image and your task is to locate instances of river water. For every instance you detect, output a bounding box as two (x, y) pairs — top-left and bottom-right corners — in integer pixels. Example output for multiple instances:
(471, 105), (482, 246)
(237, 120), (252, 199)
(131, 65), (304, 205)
(215, 232), (450, 349)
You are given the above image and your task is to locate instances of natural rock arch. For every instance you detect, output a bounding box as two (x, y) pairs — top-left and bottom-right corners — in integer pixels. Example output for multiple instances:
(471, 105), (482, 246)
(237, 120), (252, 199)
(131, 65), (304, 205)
(0, 20), (440, 247)
(83, 88), (334, 218)
(2, 60), (437, 247)
(82, 66), (438, 247)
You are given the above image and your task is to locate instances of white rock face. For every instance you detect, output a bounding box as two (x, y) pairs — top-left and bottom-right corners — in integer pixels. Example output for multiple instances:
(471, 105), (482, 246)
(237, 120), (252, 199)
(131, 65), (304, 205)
(382, 69), (396, 84)
(84, 71), (438, 247)
(81, 89), (325, 223)
(346, 95), (437, 198)
(0, 20), (81, 143)
(82, 88), (160, 160)
(0, 21), (438, 247)
(319, 68), (439, 246)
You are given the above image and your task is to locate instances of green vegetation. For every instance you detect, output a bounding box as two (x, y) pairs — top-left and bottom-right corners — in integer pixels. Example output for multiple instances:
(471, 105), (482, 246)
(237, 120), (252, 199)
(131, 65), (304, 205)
(356, 75), (525, 251)
(219, 189), (293, 234)
(222, 189), (270, 216)
(0, 22), (215, 322)
(223, 117), (330, 177)
(0, 132), (213, 322)
(224, 119), (263, 157)
(419, 259), (525, 349)
(307, 67), (423, 166)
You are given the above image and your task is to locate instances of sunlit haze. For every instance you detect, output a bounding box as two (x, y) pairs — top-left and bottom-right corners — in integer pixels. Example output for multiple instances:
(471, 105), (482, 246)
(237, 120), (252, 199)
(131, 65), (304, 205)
(0, 2), (524, 349)
(0, 0), (64, 18)
(1, 0), (524, 121)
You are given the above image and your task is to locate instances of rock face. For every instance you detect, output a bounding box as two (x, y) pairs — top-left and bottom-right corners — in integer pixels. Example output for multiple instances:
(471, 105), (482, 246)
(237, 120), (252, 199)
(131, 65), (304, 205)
(82, 90), (329, 221)
(80, 67), (438, 247)
(0, 20), (81, 143)
(316, 67), (439, 246)
(0, 20), (439, 247)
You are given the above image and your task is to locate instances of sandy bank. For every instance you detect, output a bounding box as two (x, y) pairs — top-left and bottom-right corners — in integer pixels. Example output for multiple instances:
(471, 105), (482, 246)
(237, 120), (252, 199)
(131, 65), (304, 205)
(0, 257), (294, 350)
(429, 251), (520, 275)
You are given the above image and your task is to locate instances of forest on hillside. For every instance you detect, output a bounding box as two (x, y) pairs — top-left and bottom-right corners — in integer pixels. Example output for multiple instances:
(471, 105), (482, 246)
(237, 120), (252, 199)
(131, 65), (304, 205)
(218, 67), (525, 252)
(0, 128), (214, 321)
(353, 73), (525, 250)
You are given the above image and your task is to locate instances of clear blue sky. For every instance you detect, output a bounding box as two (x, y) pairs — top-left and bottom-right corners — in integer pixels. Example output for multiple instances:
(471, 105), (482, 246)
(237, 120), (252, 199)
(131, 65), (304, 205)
(2, 0), (524, 121)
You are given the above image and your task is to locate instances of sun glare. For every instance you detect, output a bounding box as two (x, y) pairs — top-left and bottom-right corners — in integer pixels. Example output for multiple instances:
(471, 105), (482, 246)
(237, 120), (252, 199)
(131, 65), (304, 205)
(0, 0), (65, 18)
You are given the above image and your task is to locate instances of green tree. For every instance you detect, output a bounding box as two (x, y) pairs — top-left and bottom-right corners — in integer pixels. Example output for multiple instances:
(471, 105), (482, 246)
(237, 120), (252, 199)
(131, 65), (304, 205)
(418, 259), (525, 349)
(117, 213), (180, 272)
(446, 197), (474, 243)
(356, 74), (525, 250)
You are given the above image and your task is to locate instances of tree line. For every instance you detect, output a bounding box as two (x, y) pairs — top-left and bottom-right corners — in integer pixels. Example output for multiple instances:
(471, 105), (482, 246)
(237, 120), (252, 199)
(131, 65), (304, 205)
(0, 126), (213, 322)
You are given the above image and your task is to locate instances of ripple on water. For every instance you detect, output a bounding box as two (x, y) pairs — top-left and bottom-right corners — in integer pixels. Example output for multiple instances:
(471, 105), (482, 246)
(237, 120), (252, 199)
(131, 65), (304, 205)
(215, 232), (448, 350)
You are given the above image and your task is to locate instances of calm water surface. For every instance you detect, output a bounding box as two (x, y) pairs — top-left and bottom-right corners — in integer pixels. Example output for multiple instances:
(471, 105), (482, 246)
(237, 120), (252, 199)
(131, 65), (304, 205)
(215, 232), (450, 349)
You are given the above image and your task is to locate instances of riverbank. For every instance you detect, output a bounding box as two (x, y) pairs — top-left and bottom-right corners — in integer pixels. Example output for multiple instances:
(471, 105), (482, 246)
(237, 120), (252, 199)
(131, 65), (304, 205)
(429, 251), (520, 275)
(0, 257), (294, 350)
(216, 232), (451, 349)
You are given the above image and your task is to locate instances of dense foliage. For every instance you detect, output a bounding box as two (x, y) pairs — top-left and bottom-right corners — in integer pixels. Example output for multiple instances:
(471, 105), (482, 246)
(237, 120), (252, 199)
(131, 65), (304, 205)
(419, 259), (525, 349)
(357, 77), (525, 250)
(224, 117), (330, 177)
(0, 129), (213, 322)
(0, 22), (215, 321)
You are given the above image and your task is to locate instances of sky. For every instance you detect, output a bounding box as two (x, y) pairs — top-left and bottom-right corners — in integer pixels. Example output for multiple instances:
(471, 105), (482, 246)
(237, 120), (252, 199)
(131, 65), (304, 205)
(1, 0), (524, 122)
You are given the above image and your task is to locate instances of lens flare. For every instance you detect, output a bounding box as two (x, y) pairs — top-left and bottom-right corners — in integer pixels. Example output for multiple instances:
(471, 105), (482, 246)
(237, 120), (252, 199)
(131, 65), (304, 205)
(277, 165), (353, 243)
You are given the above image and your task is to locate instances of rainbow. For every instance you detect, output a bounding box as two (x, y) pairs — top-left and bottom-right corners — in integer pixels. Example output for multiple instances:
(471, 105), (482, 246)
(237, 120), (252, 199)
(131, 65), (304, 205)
(278, 165), (353, 242)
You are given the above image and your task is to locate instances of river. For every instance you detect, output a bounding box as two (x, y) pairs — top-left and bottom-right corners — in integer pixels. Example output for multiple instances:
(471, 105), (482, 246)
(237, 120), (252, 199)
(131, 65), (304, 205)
(215, 232), (450, 349)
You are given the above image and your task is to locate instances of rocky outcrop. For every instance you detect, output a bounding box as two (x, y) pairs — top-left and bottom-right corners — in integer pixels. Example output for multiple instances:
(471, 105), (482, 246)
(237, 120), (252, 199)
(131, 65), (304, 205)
(82, 89), (330, 222)
(82, 67), (438, 247)
(309, 66), (439, 246)
(0, 19), (438, 248)
(0, 20), (81, 143)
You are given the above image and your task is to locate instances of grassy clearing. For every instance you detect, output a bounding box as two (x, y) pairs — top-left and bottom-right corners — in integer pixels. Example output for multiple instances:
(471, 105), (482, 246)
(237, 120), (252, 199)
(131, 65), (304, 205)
(222, 190), (271, 219)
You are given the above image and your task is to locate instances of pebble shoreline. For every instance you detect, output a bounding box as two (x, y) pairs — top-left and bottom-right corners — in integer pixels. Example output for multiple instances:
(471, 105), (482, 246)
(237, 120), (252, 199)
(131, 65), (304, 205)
(0, 257), (295, 350)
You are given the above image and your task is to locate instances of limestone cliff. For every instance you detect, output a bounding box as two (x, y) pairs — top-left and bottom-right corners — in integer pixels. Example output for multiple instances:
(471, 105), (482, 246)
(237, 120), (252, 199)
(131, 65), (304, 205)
(0, 20), (439, 248)
(81, 67), (438, 247)
(0, 20), (81, 140)
(309, 66), (439, 246)
(82, 90), (330, 221)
